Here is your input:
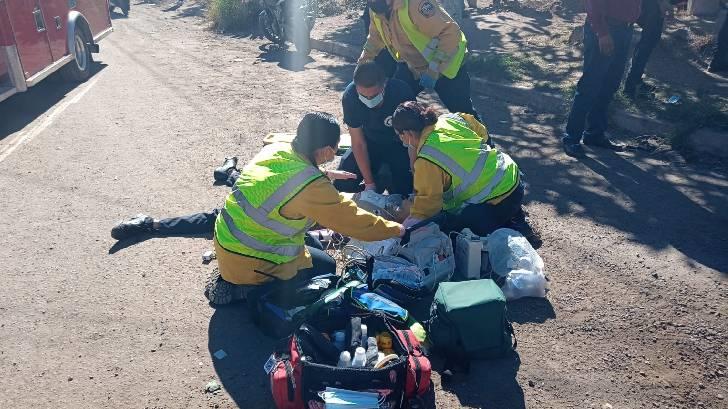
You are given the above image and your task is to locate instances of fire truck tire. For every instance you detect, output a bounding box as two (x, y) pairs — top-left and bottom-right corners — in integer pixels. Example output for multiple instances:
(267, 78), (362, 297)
(61, 29), (93, 82)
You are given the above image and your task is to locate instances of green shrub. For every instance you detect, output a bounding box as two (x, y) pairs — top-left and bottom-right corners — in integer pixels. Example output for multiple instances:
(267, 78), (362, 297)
(209, 0), (259, 31)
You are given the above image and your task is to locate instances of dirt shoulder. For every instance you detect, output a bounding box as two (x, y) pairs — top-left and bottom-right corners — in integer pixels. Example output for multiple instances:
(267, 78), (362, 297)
(0, 2), (725, 409)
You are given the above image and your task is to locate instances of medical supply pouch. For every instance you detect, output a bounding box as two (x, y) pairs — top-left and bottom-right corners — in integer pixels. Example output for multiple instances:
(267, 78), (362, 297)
(428, 279), (516, 359)
(367, 255), (431, 307)
(256, 274), (341, 339)
(270, 314), (409, 409)
(396, 223), (455, 291)
(395, 329), (432, 398)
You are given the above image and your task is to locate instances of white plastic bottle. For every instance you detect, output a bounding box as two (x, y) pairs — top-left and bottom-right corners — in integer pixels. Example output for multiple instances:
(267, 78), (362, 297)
(360, 324), (368, 346)
(337, 351), (351, 368)
(351, 347), (367, 367)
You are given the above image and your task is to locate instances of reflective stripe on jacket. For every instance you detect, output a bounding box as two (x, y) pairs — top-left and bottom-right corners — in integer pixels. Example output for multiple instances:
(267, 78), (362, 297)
(417, 114), (519, 211)
(370, 0), (467, 79)
(214, 143), (324, 264)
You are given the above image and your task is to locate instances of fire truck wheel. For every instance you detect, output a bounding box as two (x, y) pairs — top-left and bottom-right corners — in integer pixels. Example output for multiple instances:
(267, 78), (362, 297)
(60, 29), (93, 82)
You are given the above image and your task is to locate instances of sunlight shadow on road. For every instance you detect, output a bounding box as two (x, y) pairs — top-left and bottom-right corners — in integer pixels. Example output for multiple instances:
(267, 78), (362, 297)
(208, 305), (277, 409)
(507, 297), (556, 324)
(0, 64), (108, 142)
(257, 44), (316, 72)
(437, 352), (525, 409)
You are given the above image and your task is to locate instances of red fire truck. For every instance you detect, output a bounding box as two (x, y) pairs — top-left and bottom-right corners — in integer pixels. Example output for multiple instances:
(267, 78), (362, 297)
(0, 0), (112, 103)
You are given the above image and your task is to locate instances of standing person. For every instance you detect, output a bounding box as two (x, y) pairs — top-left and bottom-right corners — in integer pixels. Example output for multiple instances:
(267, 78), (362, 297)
(335, 61), (416, 195)
(562, 0), (642, 157)
(359, 0), (480, 120)
(623, 0), (672, 98)
(392, 101), (540, 245)
(709, 10), (728, 74)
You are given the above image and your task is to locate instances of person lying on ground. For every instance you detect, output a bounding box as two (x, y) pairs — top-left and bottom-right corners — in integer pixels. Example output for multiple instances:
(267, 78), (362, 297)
(391, 101), (541, 246)
(113, 112), (405, 306)
(110, 169), (356, 240)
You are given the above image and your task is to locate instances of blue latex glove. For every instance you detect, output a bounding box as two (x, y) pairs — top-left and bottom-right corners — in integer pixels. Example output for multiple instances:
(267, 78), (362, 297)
(419, 72), (437, 90)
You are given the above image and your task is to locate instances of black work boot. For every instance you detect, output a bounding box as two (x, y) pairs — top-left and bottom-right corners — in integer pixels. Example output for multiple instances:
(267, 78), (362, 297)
(111, 214), (155, 240)
(562, 134), (585, 158)
(507, 207), (543, 249)
(204, 267), (247, 306)
(213, 157), (238, 183)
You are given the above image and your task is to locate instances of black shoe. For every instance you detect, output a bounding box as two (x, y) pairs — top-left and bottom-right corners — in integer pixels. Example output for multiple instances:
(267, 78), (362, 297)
(583, 137), (626, 151)
(562, 140), (585, 157)
(204, 267), (247, 306)
(214, 157), (238, 182)
(111, 214), (154, 240)
(507, 208), (543, 249)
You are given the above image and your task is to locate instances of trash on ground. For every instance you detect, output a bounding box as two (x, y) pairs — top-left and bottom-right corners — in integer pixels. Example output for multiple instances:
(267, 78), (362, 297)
(205, 379), (221, 393)
(665, 95), (681, 105)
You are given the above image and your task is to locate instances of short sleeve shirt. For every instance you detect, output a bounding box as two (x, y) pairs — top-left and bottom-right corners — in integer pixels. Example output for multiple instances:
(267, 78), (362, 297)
(341, 79), (416, 146)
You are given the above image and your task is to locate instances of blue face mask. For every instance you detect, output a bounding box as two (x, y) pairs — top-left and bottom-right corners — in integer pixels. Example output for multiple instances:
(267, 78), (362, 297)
(358, 91), (384, 109)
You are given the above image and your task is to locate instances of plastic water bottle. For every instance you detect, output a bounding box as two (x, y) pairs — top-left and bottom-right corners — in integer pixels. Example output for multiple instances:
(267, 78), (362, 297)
(365, 337), (378, 365)
(485, 228), (544, 278)
(360, 324), (368, 346)
(333, 331), (346, 351)
(337, 351), (351, 368)
(351, 347), (367, 367)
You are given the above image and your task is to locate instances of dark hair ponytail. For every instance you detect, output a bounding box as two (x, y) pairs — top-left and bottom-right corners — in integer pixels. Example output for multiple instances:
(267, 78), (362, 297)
(391, 101), (438, 136)
(291, 112), (341, 164)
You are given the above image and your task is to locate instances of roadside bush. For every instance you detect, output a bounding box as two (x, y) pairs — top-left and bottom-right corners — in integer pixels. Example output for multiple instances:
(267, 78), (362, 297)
(209, 0), (259, 31)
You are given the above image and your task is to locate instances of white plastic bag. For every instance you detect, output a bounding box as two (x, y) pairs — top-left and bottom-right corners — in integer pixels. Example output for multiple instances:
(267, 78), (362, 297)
(485, 228), (544, 278)
(501, 269), (549, 300)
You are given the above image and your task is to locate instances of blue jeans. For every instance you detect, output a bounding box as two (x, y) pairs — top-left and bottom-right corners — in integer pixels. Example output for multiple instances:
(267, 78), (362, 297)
(624, 0), (664, 91)
(564, 22), (634, 144)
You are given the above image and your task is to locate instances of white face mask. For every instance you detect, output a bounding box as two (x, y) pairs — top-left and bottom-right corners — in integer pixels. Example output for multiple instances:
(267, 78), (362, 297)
(358, 91), (384, 109)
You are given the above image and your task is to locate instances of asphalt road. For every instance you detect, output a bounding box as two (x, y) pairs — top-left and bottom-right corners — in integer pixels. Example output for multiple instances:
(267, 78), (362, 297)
(1, 4), (726, 409)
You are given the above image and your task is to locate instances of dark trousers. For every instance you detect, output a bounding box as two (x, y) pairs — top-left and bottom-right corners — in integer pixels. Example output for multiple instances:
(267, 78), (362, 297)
(624, 0), (664, 90)
(156, 209), (329, 258)
(564, 22), (634, 143)
(333, 143), (413, 194)
(444, 181), (525, 237)
(711, 14), (728, 69)
(393, 62), (481, 122)
(157, 209), (220, 235)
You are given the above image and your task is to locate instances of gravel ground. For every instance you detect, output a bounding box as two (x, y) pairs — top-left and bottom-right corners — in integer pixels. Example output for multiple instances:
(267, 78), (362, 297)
(0, 3), (726, 409)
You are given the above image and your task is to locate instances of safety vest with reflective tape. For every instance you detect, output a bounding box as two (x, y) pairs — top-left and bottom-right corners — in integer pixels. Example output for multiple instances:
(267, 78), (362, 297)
(214, 143), (324, 265)
(370, 0), (467, 79)
(417, 114), (520, 211)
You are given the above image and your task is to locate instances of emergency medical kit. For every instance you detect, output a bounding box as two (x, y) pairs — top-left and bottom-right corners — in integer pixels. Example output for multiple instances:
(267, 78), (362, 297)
(428, 279), (516, 359)
(269, 313), (431, 409)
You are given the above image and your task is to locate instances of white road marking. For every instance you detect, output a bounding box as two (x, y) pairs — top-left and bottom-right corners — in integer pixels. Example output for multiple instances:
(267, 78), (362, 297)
(0, 75), (101, 164)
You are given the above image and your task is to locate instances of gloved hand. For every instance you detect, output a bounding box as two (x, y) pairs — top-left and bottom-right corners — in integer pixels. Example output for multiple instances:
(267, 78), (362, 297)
(419, 72), (437, 90)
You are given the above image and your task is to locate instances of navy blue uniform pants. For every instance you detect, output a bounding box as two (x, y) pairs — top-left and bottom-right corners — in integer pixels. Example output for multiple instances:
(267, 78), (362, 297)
(393, 62), (481, 122)
(624, 0), (664, 91)
(564, 22), (634, 143)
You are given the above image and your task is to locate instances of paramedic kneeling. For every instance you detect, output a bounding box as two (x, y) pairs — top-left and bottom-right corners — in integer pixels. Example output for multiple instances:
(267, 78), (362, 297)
(391, 101), (540, 244)
(208, 112), (405, 306)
